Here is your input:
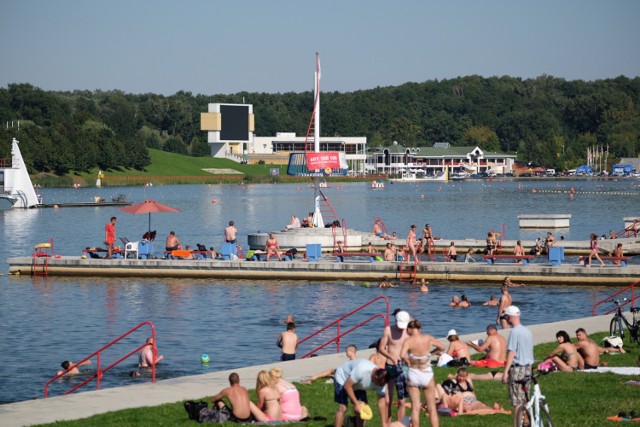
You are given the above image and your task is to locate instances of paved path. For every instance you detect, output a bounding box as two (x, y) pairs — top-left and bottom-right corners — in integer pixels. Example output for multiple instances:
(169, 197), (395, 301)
(0, 314), (611, 427)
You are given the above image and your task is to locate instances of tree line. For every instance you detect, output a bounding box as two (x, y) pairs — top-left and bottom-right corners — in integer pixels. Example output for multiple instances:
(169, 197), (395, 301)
(0, 75), (638, 174)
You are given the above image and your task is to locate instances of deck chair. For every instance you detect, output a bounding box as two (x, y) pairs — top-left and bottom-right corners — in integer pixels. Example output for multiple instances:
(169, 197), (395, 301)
(120, 237), (131, 246)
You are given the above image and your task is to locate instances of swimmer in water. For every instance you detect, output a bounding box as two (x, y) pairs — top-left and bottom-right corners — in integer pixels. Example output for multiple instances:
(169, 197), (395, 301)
(57, 359), (92, 376)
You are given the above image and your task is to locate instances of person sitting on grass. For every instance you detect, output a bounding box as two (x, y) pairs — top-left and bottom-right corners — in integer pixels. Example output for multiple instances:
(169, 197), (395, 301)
(542, 330), (583, 372)
(436, 367), (511, 416)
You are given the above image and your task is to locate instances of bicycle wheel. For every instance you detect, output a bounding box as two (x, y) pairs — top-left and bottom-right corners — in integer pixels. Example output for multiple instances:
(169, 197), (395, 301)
(515, 405), (530, 427)
(610, 316), (624, 339)
(540, 399), (555, 427)
(631, 325), (640, 345)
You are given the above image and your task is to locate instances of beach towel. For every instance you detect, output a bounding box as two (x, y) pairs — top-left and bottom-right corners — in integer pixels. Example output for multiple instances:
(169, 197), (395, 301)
(581, 367), (640, 375)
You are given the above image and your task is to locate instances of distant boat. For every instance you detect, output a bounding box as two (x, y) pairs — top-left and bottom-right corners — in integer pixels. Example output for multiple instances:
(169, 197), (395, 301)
(319, 180), (328, 188)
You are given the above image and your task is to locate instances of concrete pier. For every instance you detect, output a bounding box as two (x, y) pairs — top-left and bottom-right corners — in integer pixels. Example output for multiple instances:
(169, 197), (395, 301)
(7, 254), (639, 285)
(0, 314), (612, 427)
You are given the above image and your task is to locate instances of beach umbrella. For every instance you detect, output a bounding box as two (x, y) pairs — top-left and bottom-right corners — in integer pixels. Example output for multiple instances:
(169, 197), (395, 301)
(120, 200), (181, 234)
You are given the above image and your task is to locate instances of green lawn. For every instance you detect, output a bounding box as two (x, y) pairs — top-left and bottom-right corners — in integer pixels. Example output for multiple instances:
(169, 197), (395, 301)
(39, 332), (640, 427)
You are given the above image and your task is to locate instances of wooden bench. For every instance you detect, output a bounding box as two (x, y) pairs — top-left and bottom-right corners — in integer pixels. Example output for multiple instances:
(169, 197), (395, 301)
(334, 252), (381, 262)
(578, 256), (631, 266)
(483, 255), (535, 265)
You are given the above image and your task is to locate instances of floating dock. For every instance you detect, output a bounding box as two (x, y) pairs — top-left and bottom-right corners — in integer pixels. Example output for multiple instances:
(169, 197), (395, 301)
(7, 255), (639, 285)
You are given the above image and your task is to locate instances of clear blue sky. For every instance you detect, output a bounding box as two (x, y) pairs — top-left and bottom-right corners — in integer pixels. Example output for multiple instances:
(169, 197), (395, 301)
(1, 0), (639, 96)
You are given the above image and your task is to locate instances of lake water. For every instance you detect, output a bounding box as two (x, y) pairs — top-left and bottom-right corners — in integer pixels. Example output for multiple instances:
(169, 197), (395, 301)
(1, 179), (638, 403)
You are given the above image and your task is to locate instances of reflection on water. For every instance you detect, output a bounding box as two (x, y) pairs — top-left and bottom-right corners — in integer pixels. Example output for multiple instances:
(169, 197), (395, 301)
(0, 180), (638, 404)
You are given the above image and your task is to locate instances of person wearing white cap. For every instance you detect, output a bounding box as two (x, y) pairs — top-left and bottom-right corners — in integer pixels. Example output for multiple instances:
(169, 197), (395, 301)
(501, 305), (534, 426)
(378, 310), (411, 422)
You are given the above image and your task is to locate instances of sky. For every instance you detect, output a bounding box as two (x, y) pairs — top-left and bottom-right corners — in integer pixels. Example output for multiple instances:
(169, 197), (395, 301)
(1, 0), (639, 96)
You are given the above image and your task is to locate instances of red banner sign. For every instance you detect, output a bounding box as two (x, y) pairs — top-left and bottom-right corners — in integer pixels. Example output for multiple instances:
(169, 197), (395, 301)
(305, 152), (341, 170)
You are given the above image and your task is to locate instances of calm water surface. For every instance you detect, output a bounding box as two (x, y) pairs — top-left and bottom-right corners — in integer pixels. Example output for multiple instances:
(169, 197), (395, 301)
(1, 179), (638, 403)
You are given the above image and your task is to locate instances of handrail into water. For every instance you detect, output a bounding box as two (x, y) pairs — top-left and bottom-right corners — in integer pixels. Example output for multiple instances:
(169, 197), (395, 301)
(298, 296), (390, 359)
(44, 321), (156, 397)
(591, 280), (638, 316)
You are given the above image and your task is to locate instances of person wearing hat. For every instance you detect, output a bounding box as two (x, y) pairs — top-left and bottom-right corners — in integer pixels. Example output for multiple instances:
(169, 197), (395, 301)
(445, 329), (471, 365)
(333, 359), (391, 427)
(378, 310), (411, 422)
(501, 305), (534, 425)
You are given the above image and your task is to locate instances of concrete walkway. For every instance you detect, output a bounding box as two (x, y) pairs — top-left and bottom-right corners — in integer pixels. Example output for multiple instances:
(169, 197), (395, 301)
(0, 314), (611, 427)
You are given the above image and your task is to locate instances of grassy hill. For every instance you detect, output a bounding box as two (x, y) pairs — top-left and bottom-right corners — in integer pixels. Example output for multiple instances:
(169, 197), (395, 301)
(33, 150), (287, 186)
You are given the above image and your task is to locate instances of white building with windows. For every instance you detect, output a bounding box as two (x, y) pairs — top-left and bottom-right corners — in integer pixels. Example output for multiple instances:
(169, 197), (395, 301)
(367, 142), (516, 175)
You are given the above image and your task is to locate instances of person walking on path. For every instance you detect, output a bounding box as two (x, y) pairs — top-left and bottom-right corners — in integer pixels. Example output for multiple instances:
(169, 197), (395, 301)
(104, 216), (117, 258)
(501, 305), (534, 427)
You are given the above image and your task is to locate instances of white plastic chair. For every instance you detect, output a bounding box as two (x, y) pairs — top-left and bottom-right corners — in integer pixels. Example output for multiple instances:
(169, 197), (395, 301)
(125, 241), (139, 259)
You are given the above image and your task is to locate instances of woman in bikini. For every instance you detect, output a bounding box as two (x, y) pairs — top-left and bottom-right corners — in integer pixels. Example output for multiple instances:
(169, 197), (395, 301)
(587, 233), (605, 267)
(256, 370), (282, 421)
(406, 224), (418, 261)
(400, 319), (444, 427)
(437, 368), (511, 415)
(446, 330), (471, 364)
(485, 231), (497, 257)
(543, 330), (582, 372)
(269, 368), (308, 421)
(264, 233), (283, 261)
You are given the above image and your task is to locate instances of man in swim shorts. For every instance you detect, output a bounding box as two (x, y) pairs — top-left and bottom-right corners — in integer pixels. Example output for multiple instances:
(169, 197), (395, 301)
(334, 359), (390, 427)
(378, 310), (410, 422)
(467, 324), (507, 368)
(225, 220), (237, 244)
(209, 372), (256, 423)
(574, 327), (624, 369)
(165, 231), (182, 251)
(277, 322), (298, 361)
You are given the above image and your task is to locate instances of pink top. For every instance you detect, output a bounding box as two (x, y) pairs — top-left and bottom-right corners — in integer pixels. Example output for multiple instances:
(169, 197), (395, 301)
(279, 383), (303, 420)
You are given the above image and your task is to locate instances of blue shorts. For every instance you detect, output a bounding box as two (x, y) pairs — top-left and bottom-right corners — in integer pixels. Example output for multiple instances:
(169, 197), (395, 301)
(334, 382), (367, 405)
(386, 362), (408, 400)
(375, 233), (383, 237)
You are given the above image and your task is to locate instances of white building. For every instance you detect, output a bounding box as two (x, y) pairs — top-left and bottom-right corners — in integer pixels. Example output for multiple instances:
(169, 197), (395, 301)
(367, 142), (517, 175)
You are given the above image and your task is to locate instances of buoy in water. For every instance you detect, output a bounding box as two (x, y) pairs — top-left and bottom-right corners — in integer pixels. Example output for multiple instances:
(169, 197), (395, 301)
(201, 353), (210, 364)
(212, 200), (217, 204)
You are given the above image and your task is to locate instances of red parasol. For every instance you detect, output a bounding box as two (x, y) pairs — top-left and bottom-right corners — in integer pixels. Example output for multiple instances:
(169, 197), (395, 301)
(119, 200), (181, 233)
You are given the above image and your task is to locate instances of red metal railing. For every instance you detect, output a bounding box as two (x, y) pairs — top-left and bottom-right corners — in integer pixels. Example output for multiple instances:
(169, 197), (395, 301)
(591, 280), (639, 316)
(44, 321), (157, 397)
(298, 296), (390, 359)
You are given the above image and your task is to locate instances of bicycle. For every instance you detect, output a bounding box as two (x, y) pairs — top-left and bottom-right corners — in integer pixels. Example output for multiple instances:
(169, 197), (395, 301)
(514, 373), (554, 427)
(608, 298), (640, 345)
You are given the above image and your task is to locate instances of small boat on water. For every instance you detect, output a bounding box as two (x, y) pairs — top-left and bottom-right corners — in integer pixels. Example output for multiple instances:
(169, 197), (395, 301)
(0, 137), (41, 209)
(318, 180), (328, 188)
(370, 179), (385, 189)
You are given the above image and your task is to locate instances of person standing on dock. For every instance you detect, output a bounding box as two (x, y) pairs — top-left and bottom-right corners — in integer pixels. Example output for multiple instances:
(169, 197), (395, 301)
(225, 221), (238, 244)
(104, 216), (117, 259)
(587, 233), (605, 267)
(406, 225), (418, 261)
(513, 241), (525, 263)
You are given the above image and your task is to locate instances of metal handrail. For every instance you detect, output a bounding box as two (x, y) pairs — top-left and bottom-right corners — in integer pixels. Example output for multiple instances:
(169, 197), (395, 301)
(591, 280), (639, 316)
(44, 321), (156, 397)
(298, 296), (390, 358)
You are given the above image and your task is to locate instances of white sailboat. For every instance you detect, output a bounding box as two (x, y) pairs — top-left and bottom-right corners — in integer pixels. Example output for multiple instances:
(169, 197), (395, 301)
(0, 138), (41, 209)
